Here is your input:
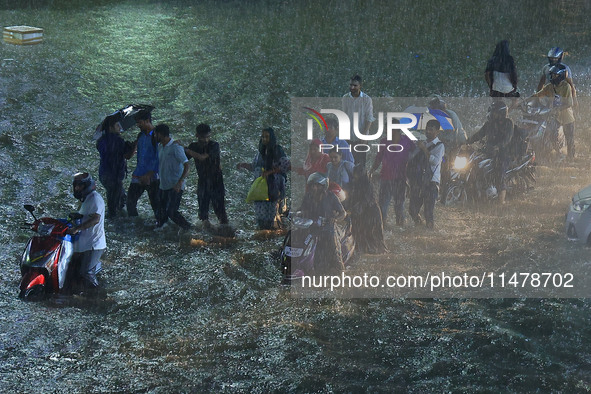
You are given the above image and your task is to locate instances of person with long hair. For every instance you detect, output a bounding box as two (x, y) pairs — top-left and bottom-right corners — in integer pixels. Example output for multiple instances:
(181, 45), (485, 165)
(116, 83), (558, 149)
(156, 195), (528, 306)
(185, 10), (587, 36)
(348, 166), (388, 254)
(237, 127), (290, 229)
(484, 40), (519, 97)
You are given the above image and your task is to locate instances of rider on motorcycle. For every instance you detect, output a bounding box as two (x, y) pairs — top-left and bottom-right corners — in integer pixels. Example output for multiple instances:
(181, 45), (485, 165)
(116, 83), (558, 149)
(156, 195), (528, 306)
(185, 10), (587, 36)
(537, 47), (577, 107)
(531, 64), (576, 159)
(298, 172), (346, 275)
(428, 96), (468, 204)
(466, 101), (514, 204)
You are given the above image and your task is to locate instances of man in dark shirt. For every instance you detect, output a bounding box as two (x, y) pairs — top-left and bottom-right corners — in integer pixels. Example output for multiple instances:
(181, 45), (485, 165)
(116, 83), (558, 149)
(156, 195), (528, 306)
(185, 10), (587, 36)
(185, 123), (229, 227)
(96, 117), (135, 218)
(467, 100), (514, 204)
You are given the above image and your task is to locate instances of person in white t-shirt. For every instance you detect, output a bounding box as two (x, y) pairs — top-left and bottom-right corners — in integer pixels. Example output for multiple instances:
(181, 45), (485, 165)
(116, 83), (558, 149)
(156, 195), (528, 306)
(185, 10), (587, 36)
(342, 74), (375, 167)
(67, 172), (106, 291)
(484, 40), (519, 98)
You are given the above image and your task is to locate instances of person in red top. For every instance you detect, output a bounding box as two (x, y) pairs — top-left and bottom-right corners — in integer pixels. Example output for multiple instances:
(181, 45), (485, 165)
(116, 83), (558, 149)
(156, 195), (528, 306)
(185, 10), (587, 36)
(294, 139), (330, 179)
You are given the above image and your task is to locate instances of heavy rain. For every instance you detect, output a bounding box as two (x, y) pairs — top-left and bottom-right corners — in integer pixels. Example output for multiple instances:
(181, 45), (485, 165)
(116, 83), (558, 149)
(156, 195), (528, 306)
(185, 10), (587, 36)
(1, 0), (591, 391)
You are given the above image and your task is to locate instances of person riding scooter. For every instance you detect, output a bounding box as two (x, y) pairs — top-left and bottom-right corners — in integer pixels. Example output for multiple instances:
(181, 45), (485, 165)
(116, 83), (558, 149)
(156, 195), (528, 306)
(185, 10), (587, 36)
(466, 101), (514, 204)
(298, 172), (347, 275)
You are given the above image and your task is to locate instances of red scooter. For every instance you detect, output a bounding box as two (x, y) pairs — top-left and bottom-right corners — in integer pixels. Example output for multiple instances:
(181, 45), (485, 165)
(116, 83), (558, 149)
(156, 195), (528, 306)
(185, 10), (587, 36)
(18, 204), (99, 300)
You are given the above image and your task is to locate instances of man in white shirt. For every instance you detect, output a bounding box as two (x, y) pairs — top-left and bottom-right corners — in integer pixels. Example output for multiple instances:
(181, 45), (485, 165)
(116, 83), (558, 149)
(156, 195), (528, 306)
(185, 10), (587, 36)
(153, 124), (192, 230)
(408, 120), (445, 229)
(68, 172), (106, 291)
(342, 74), (375, 167)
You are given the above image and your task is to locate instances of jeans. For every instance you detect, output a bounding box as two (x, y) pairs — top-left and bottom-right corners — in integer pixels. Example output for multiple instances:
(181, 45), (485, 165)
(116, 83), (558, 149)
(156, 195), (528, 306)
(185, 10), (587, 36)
(379, 178), (406, 223)
(409, 181), (439, 226)
(197, 180), (228, 224)
(100, 175), (126, 217)
(158, 188), (191, 229)
(127, 180), (160, 218)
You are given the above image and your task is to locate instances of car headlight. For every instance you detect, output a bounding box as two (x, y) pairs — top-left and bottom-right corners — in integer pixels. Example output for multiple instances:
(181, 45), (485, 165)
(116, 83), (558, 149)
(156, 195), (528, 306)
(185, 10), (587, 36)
(571, 198), (591, 212)
(453, 156), (468, 171)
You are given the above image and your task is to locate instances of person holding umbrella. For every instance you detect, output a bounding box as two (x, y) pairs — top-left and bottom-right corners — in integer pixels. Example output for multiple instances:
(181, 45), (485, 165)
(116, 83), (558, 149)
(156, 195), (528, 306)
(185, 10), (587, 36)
(96, 116), (135, 218)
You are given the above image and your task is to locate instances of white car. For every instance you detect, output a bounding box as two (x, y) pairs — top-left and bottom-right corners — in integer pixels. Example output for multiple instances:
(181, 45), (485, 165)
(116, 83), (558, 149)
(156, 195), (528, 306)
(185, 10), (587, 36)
(566, 185), (591, 244)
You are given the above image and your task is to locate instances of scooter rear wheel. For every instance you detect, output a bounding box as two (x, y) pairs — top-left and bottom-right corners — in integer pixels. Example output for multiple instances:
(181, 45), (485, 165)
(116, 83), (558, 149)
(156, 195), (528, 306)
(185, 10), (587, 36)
(22, 284), (45, 301)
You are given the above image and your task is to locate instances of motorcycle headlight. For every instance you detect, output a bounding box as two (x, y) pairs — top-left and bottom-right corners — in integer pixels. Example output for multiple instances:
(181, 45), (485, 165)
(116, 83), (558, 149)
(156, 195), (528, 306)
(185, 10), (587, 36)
(571, 198), (591, 212)
(453, 156), (468, 171)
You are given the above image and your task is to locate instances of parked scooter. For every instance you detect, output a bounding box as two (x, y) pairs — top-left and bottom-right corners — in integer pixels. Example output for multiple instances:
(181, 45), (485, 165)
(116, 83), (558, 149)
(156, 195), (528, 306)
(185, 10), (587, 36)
(18, 204), (101, 300)
(445, 144), (535, 205)
(280, 214), (354, 284)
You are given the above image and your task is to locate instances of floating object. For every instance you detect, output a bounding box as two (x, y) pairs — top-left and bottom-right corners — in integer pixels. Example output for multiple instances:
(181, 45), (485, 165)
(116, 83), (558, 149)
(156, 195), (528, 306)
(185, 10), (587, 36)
(190, 238), (207, 248)
(252, 229), (288, 240)
(211, 236), (238, 246)
(3, 26), (44, 45)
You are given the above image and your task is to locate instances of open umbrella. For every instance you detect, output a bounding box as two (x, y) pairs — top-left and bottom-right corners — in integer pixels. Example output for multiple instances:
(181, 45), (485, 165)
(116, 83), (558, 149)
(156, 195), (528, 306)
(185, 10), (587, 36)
(93, 104), (154, 140)
(400, 105), (454, 140)
(403, 105), (454, 130)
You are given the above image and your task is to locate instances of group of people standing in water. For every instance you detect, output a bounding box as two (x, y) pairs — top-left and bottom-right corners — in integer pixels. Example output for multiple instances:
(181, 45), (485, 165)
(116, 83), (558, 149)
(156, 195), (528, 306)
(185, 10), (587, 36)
(96, 108), (291, 232)
(68, 40), (578, 287)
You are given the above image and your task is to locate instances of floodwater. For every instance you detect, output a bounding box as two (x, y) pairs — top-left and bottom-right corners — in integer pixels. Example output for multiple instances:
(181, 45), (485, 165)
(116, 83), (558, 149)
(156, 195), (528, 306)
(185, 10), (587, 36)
(1, 1), (591, 391)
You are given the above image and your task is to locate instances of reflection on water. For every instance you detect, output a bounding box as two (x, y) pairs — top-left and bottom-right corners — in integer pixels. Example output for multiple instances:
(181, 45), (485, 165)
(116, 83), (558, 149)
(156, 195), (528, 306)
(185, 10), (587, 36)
(1, 1), (591, 391)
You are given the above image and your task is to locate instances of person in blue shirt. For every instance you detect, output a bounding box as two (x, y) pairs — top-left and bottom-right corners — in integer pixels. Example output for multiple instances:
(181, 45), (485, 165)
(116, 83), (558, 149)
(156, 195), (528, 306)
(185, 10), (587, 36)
(96, 117), (135, 218)
(126, 110), (160, 220)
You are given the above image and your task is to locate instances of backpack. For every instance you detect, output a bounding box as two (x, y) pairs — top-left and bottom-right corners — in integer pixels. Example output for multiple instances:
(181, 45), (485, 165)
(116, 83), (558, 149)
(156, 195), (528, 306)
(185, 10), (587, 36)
(406, 141), (443, 187)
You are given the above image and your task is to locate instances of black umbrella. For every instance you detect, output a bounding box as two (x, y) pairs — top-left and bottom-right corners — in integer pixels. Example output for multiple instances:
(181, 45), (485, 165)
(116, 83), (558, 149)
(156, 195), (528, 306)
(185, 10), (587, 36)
(93, 104), (154, 139)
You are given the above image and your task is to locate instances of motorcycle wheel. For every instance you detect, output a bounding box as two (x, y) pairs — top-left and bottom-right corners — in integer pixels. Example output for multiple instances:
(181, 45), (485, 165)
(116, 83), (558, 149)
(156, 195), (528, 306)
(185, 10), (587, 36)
(506, 174), (528, 195)
(445, 185), (467, 206)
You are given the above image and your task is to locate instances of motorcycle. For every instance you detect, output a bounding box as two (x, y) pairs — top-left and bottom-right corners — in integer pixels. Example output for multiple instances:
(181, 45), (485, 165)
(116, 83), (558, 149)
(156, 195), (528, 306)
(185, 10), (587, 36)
(516, 97), (564, 160)
(280, 215), (355, 285)
(18, 204), (101, 300)
(445, 143), (535, 205)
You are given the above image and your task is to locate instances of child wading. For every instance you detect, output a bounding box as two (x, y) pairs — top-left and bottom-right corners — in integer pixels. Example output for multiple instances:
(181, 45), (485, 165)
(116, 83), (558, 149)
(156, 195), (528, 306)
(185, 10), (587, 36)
(185, 124), (229, 228)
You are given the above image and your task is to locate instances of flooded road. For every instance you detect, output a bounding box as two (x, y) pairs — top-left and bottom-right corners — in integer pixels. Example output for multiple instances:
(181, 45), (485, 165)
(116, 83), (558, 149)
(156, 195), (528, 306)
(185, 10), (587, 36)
(1, 1), (591, 391)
